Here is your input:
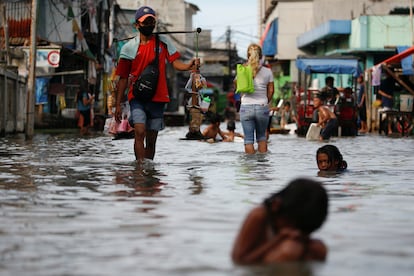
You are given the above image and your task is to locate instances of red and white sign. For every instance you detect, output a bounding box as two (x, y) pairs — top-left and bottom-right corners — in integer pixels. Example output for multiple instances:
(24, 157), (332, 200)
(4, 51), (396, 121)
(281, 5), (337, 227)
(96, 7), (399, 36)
(47, 50), (60, 67)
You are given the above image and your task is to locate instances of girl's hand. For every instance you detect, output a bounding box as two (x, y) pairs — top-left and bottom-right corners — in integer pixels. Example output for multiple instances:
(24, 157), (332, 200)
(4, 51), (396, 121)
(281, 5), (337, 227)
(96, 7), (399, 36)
(189, 58), (200, 70)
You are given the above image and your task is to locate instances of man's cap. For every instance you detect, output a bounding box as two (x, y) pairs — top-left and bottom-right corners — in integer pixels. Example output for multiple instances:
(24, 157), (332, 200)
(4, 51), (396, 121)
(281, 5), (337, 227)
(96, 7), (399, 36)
(135, 6), (156, 23)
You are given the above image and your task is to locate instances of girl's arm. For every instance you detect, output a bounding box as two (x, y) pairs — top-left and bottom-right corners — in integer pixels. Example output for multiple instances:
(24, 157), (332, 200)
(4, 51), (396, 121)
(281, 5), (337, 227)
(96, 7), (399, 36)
(267, 81), (274, 104)
(235, 132), (244, 138)
(218, 128), (228, 140)
(231, 206), (268, 264)
(232, 206), (287, 264)
(82, 93), (94, 106)
(172, 58), (199, 71)
(378, 89), (392, 99)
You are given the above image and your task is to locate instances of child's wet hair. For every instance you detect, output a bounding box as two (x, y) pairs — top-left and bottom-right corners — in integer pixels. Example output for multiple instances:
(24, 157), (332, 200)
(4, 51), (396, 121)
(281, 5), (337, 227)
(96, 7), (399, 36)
(264, 178), (328, 234)
(316, 144), (348, 171)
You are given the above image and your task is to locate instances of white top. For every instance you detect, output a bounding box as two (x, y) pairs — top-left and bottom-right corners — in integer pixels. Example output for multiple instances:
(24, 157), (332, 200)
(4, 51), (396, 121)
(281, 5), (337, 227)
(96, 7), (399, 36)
(241, 66), (273, 105)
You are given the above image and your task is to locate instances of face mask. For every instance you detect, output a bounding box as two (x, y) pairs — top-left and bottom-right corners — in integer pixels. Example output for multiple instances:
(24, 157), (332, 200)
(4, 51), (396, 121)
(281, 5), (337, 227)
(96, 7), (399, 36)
(138, 25), (155, 36)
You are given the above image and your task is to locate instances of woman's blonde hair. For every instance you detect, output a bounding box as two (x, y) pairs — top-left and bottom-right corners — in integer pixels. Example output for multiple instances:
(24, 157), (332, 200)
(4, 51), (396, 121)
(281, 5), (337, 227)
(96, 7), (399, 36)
(247, 44), (262, 77)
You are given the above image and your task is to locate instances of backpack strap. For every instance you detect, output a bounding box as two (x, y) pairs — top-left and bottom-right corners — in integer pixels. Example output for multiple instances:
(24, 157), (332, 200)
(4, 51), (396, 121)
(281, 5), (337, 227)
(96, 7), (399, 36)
(154, 34), (159, 66)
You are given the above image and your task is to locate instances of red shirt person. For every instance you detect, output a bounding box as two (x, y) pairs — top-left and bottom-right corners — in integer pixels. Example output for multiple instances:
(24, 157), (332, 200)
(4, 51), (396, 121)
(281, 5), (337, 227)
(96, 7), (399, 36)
(114, 6), (198, 162)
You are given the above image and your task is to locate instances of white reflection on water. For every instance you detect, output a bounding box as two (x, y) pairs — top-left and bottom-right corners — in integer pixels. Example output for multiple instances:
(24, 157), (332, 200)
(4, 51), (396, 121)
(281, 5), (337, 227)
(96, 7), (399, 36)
(0, 126), (414, 276)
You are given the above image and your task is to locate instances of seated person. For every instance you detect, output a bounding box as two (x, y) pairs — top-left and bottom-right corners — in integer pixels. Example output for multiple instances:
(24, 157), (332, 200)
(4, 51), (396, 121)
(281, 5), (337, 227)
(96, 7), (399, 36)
(223, 121), (244, 142)
(231, 178), (328, 264)
(202, 113), (227, 142)
(280, 101), (297, 129)
(320, 76), (339, 105)
(316, 144), (348, 174)
(338, 87), (357, 136)
(313, 94), (338, 141)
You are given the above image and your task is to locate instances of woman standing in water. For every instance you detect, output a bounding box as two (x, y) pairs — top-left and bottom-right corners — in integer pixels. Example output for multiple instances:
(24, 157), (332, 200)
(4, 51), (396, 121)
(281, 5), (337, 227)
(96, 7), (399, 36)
(235, 44), (274, 154)
(76, 80), (94, 135)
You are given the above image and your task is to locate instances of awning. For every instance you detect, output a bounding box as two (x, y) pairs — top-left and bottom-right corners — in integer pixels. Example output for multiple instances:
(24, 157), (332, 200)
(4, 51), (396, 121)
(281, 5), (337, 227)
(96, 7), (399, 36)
(296, 56), (362, 77)
(260, 18), (278, 57)
(297, 20), (351, 49)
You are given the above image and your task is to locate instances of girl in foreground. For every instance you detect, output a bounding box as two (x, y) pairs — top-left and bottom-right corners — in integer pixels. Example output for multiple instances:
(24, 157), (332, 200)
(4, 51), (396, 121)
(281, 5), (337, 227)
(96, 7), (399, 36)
(232, 178), (328, 264)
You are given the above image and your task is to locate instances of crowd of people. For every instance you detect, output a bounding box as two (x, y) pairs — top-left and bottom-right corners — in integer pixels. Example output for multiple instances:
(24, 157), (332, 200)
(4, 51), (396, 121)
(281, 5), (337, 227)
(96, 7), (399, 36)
(73, 4), (358, 266)
(41, 1), (414, 272)
(310, 75), (367, 141)
(78, 3), (379, 150)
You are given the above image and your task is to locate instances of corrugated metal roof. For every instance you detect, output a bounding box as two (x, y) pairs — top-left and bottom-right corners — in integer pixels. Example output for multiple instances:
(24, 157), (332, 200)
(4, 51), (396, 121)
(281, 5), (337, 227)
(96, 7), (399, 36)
(0, 0), (32, 48)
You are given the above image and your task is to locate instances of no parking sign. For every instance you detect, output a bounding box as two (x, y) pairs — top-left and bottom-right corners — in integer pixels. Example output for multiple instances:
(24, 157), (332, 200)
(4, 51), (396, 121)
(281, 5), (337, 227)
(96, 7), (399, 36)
(23, 48), (61, 68)
(47, 50), (60, 67)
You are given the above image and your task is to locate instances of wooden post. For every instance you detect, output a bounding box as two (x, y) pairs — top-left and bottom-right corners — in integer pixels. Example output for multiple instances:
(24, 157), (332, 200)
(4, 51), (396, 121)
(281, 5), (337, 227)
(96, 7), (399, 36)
(365, 70), (372, 132)
(26, 0), (38, 139)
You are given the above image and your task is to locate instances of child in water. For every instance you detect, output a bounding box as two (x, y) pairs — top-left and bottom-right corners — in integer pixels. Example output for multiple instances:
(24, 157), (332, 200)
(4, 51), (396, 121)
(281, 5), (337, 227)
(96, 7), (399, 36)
(223, 121), (244, 142)
(202, 113), (227, 142)
(316, 144), (348, 173)
(232, 178), (329, 264)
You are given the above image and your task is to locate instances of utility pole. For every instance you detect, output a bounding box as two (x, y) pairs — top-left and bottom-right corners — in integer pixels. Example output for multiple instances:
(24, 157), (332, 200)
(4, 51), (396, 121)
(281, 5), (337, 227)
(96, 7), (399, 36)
(1, 4), (8, 137)
(26, 0), (38, 139)
(226, 26), (232, 76)
(225, 26), (233, 92)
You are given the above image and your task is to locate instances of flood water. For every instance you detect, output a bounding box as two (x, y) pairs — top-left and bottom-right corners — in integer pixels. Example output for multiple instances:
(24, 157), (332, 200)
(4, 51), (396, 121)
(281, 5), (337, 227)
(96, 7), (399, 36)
(0, 124), (414, 276)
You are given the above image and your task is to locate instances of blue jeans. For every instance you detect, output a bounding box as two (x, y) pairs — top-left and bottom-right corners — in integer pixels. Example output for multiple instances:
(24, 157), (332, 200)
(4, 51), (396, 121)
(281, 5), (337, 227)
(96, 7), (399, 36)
(129, 99), (165, 131)
(239, 104), (269, 144)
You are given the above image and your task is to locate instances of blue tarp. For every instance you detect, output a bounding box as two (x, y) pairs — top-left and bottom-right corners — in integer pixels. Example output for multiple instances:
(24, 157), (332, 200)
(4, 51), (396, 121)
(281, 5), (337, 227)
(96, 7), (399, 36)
(397, 46), (413, 75)
(296, 57), (362, 77)
(262, 19), (278, 56)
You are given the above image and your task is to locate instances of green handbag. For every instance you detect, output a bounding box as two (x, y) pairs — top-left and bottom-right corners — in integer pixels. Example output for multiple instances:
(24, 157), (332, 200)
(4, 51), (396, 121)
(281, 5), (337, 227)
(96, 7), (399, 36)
(236, 64), (254, 93)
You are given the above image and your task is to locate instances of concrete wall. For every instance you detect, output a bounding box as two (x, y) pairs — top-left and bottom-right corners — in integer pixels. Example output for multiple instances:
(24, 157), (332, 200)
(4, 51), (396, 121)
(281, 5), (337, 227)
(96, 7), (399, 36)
(312, 0), (410, 26)
(349, 15), (414, 48)
(261, 1), (314, 81)
(273, 1), (313, 60)
(116, 0), (198, 51)
(38, 0), (81, 45)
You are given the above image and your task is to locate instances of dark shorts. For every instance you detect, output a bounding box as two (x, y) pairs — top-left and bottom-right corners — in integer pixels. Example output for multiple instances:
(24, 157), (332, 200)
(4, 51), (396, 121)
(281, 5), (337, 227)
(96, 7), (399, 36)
(129, 99), (166, 131)
(320, 118), (338, 140)
(80, 109), (91, 127)
(359, 105), (367, 121)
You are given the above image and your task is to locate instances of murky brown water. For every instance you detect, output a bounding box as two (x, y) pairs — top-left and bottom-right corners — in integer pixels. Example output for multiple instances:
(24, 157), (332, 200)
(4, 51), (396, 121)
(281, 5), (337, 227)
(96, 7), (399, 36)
(1, 125), (413, 276)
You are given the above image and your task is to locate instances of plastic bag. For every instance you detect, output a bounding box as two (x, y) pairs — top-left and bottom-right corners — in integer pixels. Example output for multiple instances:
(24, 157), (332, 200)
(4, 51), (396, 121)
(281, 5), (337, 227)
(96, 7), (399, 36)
(236, 64), (254, 93)
(306, 123), (322, 141)
(104, 101), (132, 135)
